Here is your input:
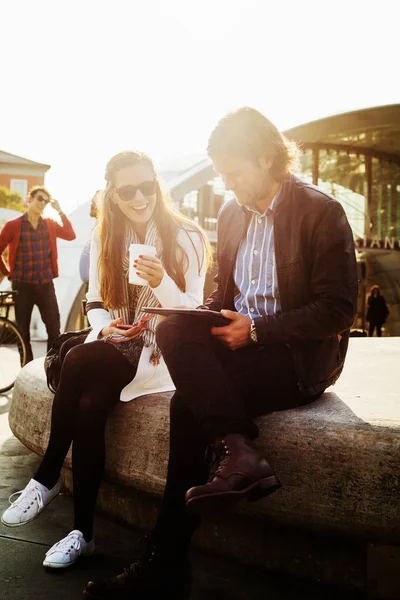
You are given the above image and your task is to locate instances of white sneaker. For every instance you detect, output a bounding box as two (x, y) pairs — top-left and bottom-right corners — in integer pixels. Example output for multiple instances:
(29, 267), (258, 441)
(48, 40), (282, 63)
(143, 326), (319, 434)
(43, 530), (95, 568)
(1, 477), (63, 527)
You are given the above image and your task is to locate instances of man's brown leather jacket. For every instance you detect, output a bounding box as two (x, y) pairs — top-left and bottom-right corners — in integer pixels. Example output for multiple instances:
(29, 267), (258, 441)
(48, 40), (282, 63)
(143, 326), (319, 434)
(204, 175), (358, 397)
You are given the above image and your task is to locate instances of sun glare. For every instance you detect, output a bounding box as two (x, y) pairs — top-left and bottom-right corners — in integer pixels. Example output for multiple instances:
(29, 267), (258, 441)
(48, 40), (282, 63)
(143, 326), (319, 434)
(0, 0), (398, 213)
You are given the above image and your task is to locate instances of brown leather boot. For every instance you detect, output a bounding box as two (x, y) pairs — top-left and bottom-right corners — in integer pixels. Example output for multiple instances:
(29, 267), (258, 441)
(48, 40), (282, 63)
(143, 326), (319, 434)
(185, 433), (281, 514)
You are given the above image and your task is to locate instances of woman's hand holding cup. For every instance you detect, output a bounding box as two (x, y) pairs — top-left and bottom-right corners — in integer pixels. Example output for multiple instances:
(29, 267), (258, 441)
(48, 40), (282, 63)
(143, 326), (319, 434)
(129, 244), (162, 287)
(133, 254), (164, 288)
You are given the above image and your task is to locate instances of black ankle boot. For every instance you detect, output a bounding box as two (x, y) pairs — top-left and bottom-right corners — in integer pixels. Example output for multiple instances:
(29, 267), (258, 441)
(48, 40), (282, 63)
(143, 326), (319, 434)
(83, 534), (191, 600)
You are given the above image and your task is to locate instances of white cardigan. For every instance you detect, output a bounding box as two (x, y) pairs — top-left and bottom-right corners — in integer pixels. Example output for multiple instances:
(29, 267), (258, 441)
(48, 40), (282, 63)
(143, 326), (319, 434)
(85, 226), (206, 401)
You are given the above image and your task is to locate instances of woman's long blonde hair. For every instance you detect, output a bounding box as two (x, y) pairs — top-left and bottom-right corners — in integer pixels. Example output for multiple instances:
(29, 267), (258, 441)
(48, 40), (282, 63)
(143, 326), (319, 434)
(98, 151), (212, 309)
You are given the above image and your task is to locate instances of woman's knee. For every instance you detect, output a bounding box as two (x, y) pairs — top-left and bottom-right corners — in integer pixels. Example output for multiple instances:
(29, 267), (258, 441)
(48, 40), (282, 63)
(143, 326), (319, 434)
(59, 334), (85, 364)
(61, 342), (98, 377)
(62, 343), (83, 371)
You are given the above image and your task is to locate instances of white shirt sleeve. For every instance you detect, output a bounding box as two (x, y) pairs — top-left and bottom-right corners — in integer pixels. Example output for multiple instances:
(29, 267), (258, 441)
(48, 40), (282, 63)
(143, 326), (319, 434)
(151, 227), (206, 308)
(86, 226), (112, 337)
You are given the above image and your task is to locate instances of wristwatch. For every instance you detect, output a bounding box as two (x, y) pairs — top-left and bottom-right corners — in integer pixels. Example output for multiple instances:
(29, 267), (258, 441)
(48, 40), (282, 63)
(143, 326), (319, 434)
(249, 319), (258, 344)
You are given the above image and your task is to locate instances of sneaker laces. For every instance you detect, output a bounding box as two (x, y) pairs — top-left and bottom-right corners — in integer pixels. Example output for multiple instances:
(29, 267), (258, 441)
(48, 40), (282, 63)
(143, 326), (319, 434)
(45, 531), (82, 557)
(8, 484), (44, 513)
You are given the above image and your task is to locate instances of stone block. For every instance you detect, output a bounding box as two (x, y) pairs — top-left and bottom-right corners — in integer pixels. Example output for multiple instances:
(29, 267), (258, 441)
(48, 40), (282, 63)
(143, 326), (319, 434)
(8, 337), (400, 595)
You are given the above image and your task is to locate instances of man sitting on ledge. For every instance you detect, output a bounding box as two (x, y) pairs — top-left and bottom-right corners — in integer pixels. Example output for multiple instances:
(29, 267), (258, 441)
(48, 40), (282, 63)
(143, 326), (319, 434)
(84, 107), (358, 599)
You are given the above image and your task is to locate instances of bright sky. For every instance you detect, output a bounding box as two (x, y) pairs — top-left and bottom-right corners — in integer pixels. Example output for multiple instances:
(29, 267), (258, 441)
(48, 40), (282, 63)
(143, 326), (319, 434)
(1, 0), (398, 213)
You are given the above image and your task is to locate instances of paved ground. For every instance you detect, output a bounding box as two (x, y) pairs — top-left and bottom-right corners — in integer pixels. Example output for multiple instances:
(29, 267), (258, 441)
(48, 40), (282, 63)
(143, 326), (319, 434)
(0, 342), (363, 599)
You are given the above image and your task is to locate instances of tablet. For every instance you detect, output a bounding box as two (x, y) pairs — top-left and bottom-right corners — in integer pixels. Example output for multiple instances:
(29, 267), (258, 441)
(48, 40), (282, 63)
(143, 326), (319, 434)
(142, 307), (230, 324)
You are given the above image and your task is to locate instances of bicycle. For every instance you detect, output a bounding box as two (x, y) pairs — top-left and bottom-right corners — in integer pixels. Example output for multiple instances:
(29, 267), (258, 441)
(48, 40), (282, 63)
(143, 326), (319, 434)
(0, 290), (27, 393)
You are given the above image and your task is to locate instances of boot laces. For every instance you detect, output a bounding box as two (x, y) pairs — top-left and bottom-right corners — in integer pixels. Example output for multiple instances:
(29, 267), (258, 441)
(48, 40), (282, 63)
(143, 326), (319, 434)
(122, 535), (157, 581)
(215, 441), (231, 476)
(205, 444), (218, 481)
(206, 440), (231, 481)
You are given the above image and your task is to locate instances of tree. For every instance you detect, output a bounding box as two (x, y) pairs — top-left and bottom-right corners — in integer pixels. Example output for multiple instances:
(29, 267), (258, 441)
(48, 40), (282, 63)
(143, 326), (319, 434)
(0, 186), (24, 212)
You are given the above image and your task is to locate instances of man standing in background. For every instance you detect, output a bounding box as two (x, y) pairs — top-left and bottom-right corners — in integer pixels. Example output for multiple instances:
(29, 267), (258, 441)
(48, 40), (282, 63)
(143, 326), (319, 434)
(0, 186), (76, 362)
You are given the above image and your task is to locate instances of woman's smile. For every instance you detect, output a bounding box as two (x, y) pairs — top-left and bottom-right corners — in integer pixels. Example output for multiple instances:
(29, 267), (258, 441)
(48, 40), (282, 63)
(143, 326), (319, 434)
(130, 202), (150, 213)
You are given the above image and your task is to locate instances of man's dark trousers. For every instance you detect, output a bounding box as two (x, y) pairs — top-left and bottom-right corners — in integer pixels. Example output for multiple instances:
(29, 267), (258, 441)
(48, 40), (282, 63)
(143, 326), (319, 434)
(12, 281), (60, 363)
(154, 314), (320, 546)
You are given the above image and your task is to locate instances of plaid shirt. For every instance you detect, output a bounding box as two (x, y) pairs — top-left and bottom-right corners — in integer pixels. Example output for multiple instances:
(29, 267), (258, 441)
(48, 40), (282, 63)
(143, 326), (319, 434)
(13, 213), (53, 284)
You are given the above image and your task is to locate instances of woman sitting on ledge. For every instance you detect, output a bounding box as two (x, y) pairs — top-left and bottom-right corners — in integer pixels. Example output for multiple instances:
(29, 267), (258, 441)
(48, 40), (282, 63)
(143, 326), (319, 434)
(1, 150), (210, 569)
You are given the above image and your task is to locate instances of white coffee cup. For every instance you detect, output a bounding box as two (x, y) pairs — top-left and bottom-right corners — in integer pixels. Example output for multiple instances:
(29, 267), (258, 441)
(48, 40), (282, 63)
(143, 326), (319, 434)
(129, 244), (157, 285)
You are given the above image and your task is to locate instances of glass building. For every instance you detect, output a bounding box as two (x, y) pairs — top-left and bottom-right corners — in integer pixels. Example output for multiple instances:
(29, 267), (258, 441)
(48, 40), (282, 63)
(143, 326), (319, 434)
(285, 105), (400, 245)
(284, 105), (400, 335)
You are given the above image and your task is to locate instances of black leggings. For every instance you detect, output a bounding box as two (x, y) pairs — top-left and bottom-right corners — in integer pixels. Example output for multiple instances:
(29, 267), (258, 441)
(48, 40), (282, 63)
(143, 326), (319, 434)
(35, 339), (137, 542)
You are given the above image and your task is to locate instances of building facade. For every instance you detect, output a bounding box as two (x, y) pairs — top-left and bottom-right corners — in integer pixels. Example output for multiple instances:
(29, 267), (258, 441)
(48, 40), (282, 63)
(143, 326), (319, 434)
(0, 150), (50, 200)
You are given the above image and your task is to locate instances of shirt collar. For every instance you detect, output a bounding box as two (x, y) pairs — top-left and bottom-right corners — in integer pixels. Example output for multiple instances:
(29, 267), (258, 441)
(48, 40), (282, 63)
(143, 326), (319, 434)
(23, 212), (44, 225)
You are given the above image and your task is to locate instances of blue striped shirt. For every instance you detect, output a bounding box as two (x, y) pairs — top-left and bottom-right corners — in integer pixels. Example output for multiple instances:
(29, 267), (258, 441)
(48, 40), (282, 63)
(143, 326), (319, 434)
(234, 189), (281, 319)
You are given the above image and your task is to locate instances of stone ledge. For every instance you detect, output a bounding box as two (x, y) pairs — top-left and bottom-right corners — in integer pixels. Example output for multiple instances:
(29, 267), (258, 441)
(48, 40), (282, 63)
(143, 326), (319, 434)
(8, 338), (400, 596)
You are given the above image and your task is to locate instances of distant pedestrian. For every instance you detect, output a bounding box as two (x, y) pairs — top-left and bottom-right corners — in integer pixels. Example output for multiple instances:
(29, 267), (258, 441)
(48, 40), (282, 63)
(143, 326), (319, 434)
(79, 190), (102, 285)
(366, 285), (389, 337)
(78, 191), (102, 327)
(0, 186), (76, 362)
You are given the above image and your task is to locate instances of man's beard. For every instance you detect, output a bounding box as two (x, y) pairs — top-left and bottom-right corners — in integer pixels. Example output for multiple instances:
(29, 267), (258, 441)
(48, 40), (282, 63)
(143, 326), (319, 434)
(255, 171), (274, 204)
(241, 172), (274, 209)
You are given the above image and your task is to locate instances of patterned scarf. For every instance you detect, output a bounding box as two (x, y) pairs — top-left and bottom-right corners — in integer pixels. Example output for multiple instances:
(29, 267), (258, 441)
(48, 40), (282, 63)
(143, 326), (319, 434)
(109, 216), (162, 364)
